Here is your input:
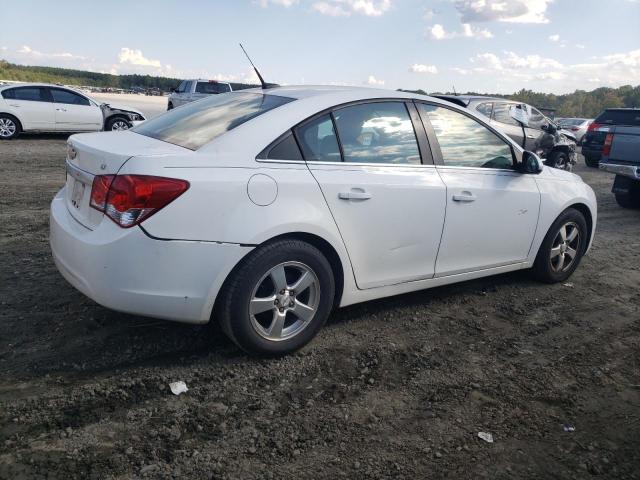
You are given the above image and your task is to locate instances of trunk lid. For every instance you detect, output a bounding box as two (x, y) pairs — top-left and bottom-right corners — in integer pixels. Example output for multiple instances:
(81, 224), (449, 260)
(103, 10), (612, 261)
(65, 131), (190, 230)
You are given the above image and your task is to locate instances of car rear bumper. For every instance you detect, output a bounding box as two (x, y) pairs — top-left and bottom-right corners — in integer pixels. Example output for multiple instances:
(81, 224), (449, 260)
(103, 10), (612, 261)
(50, 188), (252, 324)
(600, 162), (640, 180)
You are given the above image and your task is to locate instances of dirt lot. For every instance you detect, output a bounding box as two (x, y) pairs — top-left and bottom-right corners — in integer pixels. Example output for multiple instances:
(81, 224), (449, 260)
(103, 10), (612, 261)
(1, 135), (639, 479)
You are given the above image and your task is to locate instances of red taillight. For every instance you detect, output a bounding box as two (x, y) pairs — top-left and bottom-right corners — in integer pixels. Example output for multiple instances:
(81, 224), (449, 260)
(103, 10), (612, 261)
(602, 133), (614, 156)
(587, 122), (601, 132)
(90, 174), (189, 228)
(570, 126), (580, 131)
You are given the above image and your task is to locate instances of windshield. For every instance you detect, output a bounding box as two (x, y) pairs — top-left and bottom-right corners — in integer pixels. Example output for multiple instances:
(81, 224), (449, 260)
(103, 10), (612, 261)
(559, 119), (586, 127)
(133, 92), (294, 150)
(196, 82), (231, 94)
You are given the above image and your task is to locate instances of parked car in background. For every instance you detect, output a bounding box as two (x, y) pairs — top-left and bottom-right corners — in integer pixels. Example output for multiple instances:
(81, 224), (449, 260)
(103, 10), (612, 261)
(167, 79), (233, 110)
(434, 95), (577, 170)
(51, 86), (596, 356)
(582, 108), (640, 168)
(0, 83), (146, 139)
(557, 118), (593, 144)
(598, 124), (640, 208)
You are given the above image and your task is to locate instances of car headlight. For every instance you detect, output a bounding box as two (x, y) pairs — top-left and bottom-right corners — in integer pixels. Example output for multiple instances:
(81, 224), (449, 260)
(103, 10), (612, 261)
(67, 143), (77, 160)
(128, 113), (144, 121)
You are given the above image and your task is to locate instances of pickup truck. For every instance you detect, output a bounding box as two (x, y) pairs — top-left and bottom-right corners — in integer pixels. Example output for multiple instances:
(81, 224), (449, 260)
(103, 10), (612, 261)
(599, 125), (640, 208)
(167, 79), (233, 110)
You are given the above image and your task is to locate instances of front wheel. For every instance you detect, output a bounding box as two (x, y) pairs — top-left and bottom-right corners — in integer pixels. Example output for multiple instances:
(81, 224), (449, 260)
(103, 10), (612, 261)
(106, 116), (131, 131)
(216, 239), (335, 356)
(546, 150), (571, 171)
(167, 102), (174, 110)
(532, 208), (588, 283)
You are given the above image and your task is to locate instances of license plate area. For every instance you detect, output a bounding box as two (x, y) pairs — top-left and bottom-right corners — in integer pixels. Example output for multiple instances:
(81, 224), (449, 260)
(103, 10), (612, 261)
(70, 180), (85, 209)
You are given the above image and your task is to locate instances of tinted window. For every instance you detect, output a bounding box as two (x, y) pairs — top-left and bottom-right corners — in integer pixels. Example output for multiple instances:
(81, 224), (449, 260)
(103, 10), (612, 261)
(295, 114), (341, 162)
(3, 87), (47, 102)
(184, 81), (193, 93)
(175, 81), (186, 93)
(265, 132), (303, 160)
(420, 104), (513, 169)
(595, 109), (640, 126)
(476, 102), (493, 118)
(528, 107), (545, 129)
(134, 92), (294, 150)
(333, 102), (420, 165)
(50, 88), (90, 106)
(196, 82), (231, 94)
(493, 103), (520, 126)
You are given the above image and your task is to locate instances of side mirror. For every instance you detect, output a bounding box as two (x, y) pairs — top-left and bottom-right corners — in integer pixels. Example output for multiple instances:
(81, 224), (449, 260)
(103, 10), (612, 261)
(520, 151), (543, 174)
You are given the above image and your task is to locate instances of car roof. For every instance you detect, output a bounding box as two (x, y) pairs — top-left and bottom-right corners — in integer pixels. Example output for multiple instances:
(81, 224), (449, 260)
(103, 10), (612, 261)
(241, 85), (436, 102)
(0, 82), (79, 90)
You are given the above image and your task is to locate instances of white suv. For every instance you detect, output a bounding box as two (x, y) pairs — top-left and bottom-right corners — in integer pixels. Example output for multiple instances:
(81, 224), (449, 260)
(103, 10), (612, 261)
(167, 79), (232, 110)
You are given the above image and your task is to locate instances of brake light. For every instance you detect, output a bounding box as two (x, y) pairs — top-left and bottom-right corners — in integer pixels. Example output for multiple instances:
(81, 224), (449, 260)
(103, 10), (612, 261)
(602, 133), (614, 156)
(570, 126), (580, 131)
(587, 122), (601, 132)
(90, 174), (189, 228)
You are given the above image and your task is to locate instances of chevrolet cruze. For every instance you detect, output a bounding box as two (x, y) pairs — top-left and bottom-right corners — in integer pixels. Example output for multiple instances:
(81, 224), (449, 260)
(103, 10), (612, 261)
(50, 86), (597, 355)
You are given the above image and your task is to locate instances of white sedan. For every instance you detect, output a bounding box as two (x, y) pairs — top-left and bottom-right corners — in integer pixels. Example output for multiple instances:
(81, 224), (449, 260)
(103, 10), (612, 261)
(0, 83), (146, 139)
(50, 86), (597, 355)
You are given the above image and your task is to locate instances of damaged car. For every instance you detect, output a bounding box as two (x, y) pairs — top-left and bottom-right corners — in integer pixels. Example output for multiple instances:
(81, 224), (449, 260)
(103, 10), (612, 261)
(0, 83), (146, 139)
(434, 95), (578, 171)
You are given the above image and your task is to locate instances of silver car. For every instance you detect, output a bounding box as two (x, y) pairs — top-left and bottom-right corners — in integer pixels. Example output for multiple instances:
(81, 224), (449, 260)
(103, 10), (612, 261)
(557, 118), (593, 144)
(167, 79), (233, 110)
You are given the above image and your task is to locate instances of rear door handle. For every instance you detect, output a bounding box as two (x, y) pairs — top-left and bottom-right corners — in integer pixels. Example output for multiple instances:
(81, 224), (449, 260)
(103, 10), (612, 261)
(8, 104), (20, 107)
(526, 135), (536, 139)
(339, 188), (372, 201)
(452, 192), (476, 202)
(56, 108), (67, 112)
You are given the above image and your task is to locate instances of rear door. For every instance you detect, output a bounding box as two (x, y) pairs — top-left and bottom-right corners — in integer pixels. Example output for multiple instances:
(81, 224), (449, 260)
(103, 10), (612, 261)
(297, 100), (447, 289)
(49, 88), (103, 131)
(1, 86), (54, 131)
(417, 102), (540, 276)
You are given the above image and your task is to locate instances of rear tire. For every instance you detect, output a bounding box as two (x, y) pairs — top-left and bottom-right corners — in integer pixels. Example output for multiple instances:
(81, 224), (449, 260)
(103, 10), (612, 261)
(615, 191), (640, 209)
(0, 114), (21, 140)
(532, 208), (588, 284)
(216, 239), (335, 356)
(584, 156), (599, 168)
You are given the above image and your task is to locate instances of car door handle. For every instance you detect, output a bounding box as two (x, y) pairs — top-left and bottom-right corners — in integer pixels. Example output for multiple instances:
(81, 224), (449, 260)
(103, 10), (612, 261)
(526, 135), (536, 139)
(56, 108), (67, 112)
(8, 104), (20, 107)
(452, 192), (476, 202)
(338, 189), (372, 201)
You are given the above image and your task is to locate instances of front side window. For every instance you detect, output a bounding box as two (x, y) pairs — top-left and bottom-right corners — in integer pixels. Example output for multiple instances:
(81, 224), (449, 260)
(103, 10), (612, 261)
(333, 102), (420, 164)
(175, 81), (186, 93)
(493, 103), (521, 126)
(183, 81), (193, 93)
(295, 114), (341, 162)
(134, 92), (295, 150)
(3, 87), (47, 102)
(528, 107), (545, 129)
(50, 88), (90, 106)
(420, 104), (514, 169)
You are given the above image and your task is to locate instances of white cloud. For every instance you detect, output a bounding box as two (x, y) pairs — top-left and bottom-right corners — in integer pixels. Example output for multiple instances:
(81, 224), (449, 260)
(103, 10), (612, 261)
(576, 43), (585, 49)
(366, 75), (385, 86)
(16, 45), (86, 61)
(256, 0), (298, 6)
(451, 67), (471, 75)
(312, 0), (392, 17)
(410, 63), (438, 74)
(453, 0), (553, 24)
(548, 34), (560, 42)
(428, 23), (493, 40)
(117, 48), (161, 68)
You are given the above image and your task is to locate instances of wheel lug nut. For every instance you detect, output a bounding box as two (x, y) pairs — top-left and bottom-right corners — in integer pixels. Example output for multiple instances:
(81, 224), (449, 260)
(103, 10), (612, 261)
(289, 301), (294, 307)
(279, 307), (284, 313)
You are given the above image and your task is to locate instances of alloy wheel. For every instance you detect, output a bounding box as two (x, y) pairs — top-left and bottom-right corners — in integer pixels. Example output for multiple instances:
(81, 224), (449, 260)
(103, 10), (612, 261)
(249, 261), (320, 341)
(111, 120), (130, 131)
(549, 221), (581, 273)
(0, 118), (17, 138)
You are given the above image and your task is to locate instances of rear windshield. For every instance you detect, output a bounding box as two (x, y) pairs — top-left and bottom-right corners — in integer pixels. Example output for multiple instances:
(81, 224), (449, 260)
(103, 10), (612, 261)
(195, 81), (231, 94)
(595, 110), (640, 126)
(133, 92), (294, 150)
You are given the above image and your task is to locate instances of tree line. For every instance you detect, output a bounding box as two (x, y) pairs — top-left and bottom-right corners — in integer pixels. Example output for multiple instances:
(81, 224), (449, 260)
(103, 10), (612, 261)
(2, 59), (638, 118)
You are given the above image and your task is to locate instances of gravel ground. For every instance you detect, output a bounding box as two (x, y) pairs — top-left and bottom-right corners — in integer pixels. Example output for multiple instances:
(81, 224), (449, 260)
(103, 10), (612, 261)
(1, 136), (639, 479)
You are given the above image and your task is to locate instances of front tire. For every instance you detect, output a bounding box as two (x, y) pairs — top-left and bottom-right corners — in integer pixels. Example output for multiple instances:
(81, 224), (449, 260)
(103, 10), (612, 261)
(532, 208), (588, 283)
(546, 150), (571, 171)
(0, 114), (21, 140)
(167, 102), (174, 110)
(106, 116), (131, 131)
(216, 239), (335, 356)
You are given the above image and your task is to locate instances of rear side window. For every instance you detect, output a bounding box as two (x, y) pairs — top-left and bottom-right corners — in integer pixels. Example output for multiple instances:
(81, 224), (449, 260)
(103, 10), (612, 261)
(595, 110), (640, 126)
(196, 82), (231, 94)
(420, 104), (514, 169)
(133, 92), (295, 150)
(295, 114), (341, 162)
(3, 87), (47, 102)
(492, 103), (520, 126)
(50, 88), (90, 106)
(261, 131), (303, 161)
(333, 102), (421, 165)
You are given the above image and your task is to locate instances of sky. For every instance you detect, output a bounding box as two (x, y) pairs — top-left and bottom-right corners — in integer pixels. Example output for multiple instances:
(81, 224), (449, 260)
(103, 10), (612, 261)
(1, 0), (639, 94)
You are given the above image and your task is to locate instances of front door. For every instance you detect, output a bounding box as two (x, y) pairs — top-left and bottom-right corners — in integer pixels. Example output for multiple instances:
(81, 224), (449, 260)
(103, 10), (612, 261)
(296, 102), (447, 289)
(49, 88), (103, 131)
(417, 102), (540, 276)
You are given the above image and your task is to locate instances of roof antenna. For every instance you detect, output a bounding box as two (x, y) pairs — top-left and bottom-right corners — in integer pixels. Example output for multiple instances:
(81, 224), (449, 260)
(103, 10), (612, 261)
(239, 43), (277, 89)
(453, 85), (458, 96)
